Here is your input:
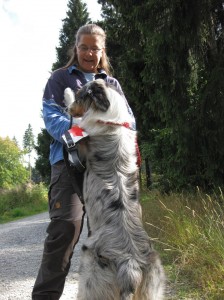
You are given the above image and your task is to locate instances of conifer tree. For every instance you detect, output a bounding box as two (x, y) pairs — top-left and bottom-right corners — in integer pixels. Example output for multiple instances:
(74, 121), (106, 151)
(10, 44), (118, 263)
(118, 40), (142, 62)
(99, 0), (224, 189)
(35, 129), (51, 184)
(23, 124), (35, 180)
(52, 0), (90, 70)
(35, 0), (91, 181)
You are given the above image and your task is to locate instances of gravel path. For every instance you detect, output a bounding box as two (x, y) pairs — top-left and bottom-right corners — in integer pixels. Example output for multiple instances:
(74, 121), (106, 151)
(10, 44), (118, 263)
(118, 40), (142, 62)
(0, 212), (88, 300)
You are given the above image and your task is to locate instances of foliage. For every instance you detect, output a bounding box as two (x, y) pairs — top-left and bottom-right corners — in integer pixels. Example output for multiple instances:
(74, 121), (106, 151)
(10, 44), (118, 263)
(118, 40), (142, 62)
(34, 0), (224, 189)
(23, 123), (35, 180)
(52, 0), (90, 70)
(141, 187), (224, 299)
(12, 136), (19, 146)
(0, 183), (48, 223)
(0, 137), (29, 188)
(98, 0), (224, 190)
(35, 129), (51, 184)
(31, 167), (43, 184)
(23, 123), (35, 154)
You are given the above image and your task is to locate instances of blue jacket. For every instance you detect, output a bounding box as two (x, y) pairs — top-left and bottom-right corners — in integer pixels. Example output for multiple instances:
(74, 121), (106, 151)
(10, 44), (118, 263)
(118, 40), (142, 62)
(42, 65), (135, 165)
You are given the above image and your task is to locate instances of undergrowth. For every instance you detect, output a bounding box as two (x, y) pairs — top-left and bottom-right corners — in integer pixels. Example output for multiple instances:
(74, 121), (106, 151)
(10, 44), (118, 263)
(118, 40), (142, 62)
(0, 183), (48, 223)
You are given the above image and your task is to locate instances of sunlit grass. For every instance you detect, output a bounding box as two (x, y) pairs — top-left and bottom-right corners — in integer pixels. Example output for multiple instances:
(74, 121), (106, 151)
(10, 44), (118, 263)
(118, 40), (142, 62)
(141, 187), (224, 299)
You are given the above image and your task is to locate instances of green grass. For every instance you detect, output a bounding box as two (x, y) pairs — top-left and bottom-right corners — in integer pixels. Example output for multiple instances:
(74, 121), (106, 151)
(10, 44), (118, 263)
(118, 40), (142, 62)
(0, 183), (48, 223)
(141, 187), (224, 299)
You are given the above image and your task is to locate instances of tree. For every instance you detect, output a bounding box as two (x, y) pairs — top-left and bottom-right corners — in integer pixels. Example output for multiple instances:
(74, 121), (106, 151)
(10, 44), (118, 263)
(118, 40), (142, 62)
(52, 0), (90, 70)
(12, 136), (19, 146)
(98, 0), (161, 187)
(0, 137), (29, 188)
(35, 0), (91, 182)
(23, 124), (35, 180)
(139, 0), (224, 189)
(98, 0), (224, 190)
(35, 129), (51, 184)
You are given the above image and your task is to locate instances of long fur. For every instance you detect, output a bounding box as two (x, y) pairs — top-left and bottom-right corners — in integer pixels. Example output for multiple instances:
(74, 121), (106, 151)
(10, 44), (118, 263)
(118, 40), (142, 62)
(66, 79), (165, 300)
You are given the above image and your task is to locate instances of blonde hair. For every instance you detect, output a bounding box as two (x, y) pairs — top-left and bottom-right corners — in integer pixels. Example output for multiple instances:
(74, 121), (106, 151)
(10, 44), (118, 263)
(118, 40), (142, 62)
(64, 23), (112, 76)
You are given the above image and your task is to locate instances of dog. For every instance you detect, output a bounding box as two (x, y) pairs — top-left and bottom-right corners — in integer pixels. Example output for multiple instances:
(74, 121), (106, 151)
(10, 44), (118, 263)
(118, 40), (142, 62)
(66, 79), (165, 300)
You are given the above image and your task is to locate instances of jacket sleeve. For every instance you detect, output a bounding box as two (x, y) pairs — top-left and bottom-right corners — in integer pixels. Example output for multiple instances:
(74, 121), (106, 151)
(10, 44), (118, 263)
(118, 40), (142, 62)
(42, 72), (71, 143)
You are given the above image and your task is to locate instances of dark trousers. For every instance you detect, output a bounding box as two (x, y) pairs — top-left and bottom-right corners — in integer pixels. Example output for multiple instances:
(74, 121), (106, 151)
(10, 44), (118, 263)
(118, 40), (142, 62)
(32, 161), (84, 300)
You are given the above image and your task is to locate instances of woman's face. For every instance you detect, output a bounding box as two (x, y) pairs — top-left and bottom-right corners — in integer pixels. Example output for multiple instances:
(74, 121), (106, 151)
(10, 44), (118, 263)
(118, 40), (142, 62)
(76, 34), (104, 73)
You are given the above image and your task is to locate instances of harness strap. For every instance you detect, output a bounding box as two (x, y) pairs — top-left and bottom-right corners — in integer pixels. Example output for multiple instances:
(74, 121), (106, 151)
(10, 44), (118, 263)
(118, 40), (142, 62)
(63, 130), (75, 148)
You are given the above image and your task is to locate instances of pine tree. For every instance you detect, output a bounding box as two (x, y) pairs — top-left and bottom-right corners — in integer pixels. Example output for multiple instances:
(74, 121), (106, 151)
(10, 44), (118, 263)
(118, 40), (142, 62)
(98, 0), (224, 189)
(23, 124), (35, 180)
(35, 0), (91, 180)
(52, 0), (90, 70)
(12, 136), (19, 147)
(35, 129), (51, 184)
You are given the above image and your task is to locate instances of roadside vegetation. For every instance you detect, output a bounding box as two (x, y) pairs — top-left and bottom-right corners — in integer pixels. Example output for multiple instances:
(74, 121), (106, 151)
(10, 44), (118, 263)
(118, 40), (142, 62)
(0, 183), (48, 223)
(141, 186), (224, 299)
(0, 180), (223, 299)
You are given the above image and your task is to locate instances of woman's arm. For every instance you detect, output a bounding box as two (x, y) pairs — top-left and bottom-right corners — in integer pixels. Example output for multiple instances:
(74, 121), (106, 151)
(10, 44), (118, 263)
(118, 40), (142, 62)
(42, 72), (71, 143)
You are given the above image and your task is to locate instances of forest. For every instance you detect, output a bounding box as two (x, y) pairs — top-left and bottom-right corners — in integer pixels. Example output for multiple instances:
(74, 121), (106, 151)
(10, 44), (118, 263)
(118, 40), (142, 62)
(1, 0), (223, 191)
(36, 0), (224, 191)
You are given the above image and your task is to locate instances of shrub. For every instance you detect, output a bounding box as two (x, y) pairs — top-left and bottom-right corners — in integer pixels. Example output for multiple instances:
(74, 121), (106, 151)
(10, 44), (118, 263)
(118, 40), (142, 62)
(0, 183), (48, 222)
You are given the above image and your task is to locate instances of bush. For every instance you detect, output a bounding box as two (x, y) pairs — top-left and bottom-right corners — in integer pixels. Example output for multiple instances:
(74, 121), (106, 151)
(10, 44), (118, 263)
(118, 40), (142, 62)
(0, 183), (48, 222)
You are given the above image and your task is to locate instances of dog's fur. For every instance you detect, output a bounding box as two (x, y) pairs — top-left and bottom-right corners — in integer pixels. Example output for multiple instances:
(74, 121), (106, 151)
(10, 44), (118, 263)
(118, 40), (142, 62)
(66, 79), (165, 300)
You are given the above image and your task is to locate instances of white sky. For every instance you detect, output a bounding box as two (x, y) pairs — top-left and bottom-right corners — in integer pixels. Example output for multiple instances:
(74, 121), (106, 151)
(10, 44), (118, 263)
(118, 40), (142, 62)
(0, 0), (102, 154)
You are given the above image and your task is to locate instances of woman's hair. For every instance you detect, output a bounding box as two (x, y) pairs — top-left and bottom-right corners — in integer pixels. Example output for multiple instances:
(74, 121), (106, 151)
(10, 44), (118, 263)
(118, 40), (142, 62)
(64, 23), (112, 75)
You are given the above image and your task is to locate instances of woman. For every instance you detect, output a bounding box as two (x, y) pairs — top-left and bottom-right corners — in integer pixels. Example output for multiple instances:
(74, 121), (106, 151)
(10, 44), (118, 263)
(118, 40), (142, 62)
(32, 23), (134, 300)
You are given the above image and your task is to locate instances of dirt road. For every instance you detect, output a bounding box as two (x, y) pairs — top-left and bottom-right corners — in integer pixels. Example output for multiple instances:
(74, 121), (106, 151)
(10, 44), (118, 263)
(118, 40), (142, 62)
(0, 212), (88, 300)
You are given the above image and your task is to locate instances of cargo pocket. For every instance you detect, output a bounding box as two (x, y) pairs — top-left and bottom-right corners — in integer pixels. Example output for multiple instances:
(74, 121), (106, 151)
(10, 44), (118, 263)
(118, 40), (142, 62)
(48, 162), (64, 218)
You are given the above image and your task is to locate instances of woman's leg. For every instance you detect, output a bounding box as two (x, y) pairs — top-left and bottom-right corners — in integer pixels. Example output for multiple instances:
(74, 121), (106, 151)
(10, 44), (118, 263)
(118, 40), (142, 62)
(32, 162), (84, 300)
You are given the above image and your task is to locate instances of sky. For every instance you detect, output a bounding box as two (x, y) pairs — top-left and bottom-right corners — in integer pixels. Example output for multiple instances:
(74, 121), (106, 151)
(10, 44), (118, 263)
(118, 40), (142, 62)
(0, 0), (102, 155)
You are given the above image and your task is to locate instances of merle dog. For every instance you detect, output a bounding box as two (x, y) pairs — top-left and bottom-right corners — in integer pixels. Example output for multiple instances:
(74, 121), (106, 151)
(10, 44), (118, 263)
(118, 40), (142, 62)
(66, 79), (165, 300)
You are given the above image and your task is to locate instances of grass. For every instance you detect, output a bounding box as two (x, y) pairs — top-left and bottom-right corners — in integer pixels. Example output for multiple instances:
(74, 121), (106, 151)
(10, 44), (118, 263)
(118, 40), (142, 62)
(0, 183), (48, 223)
(141, 187), (224, 299)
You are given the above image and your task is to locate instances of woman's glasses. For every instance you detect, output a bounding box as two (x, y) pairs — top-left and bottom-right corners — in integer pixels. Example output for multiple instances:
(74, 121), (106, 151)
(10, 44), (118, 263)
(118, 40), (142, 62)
(77, 45), (103, 54)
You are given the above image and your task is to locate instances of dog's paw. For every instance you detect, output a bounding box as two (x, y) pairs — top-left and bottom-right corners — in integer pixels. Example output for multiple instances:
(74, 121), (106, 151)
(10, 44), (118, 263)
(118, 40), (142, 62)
(64, 87), (75, 107)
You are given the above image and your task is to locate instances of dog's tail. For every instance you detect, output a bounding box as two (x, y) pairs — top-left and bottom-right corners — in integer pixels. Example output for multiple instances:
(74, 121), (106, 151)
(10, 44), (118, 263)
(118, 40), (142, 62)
(116, 258), (142, 300)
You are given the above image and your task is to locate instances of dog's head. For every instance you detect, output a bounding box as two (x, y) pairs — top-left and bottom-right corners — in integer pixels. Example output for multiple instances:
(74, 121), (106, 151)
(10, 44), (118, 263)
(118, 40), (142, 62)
(68, 79), (111, 117)
(67, 79), (134, 136)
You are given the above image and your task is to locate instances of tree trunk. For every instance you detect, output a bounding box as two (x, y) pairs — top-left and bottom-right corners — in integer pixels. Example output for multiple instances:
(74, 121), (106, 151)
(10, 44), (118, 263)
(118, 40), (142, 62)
(145, 158), (152, 188)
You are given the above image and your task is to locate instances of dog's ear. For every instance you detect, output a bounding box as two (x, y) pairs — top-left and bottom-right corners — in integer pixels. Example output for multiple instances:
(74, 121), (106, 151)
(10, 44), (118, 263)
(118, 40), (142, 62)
(85, 80), (110, 112)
